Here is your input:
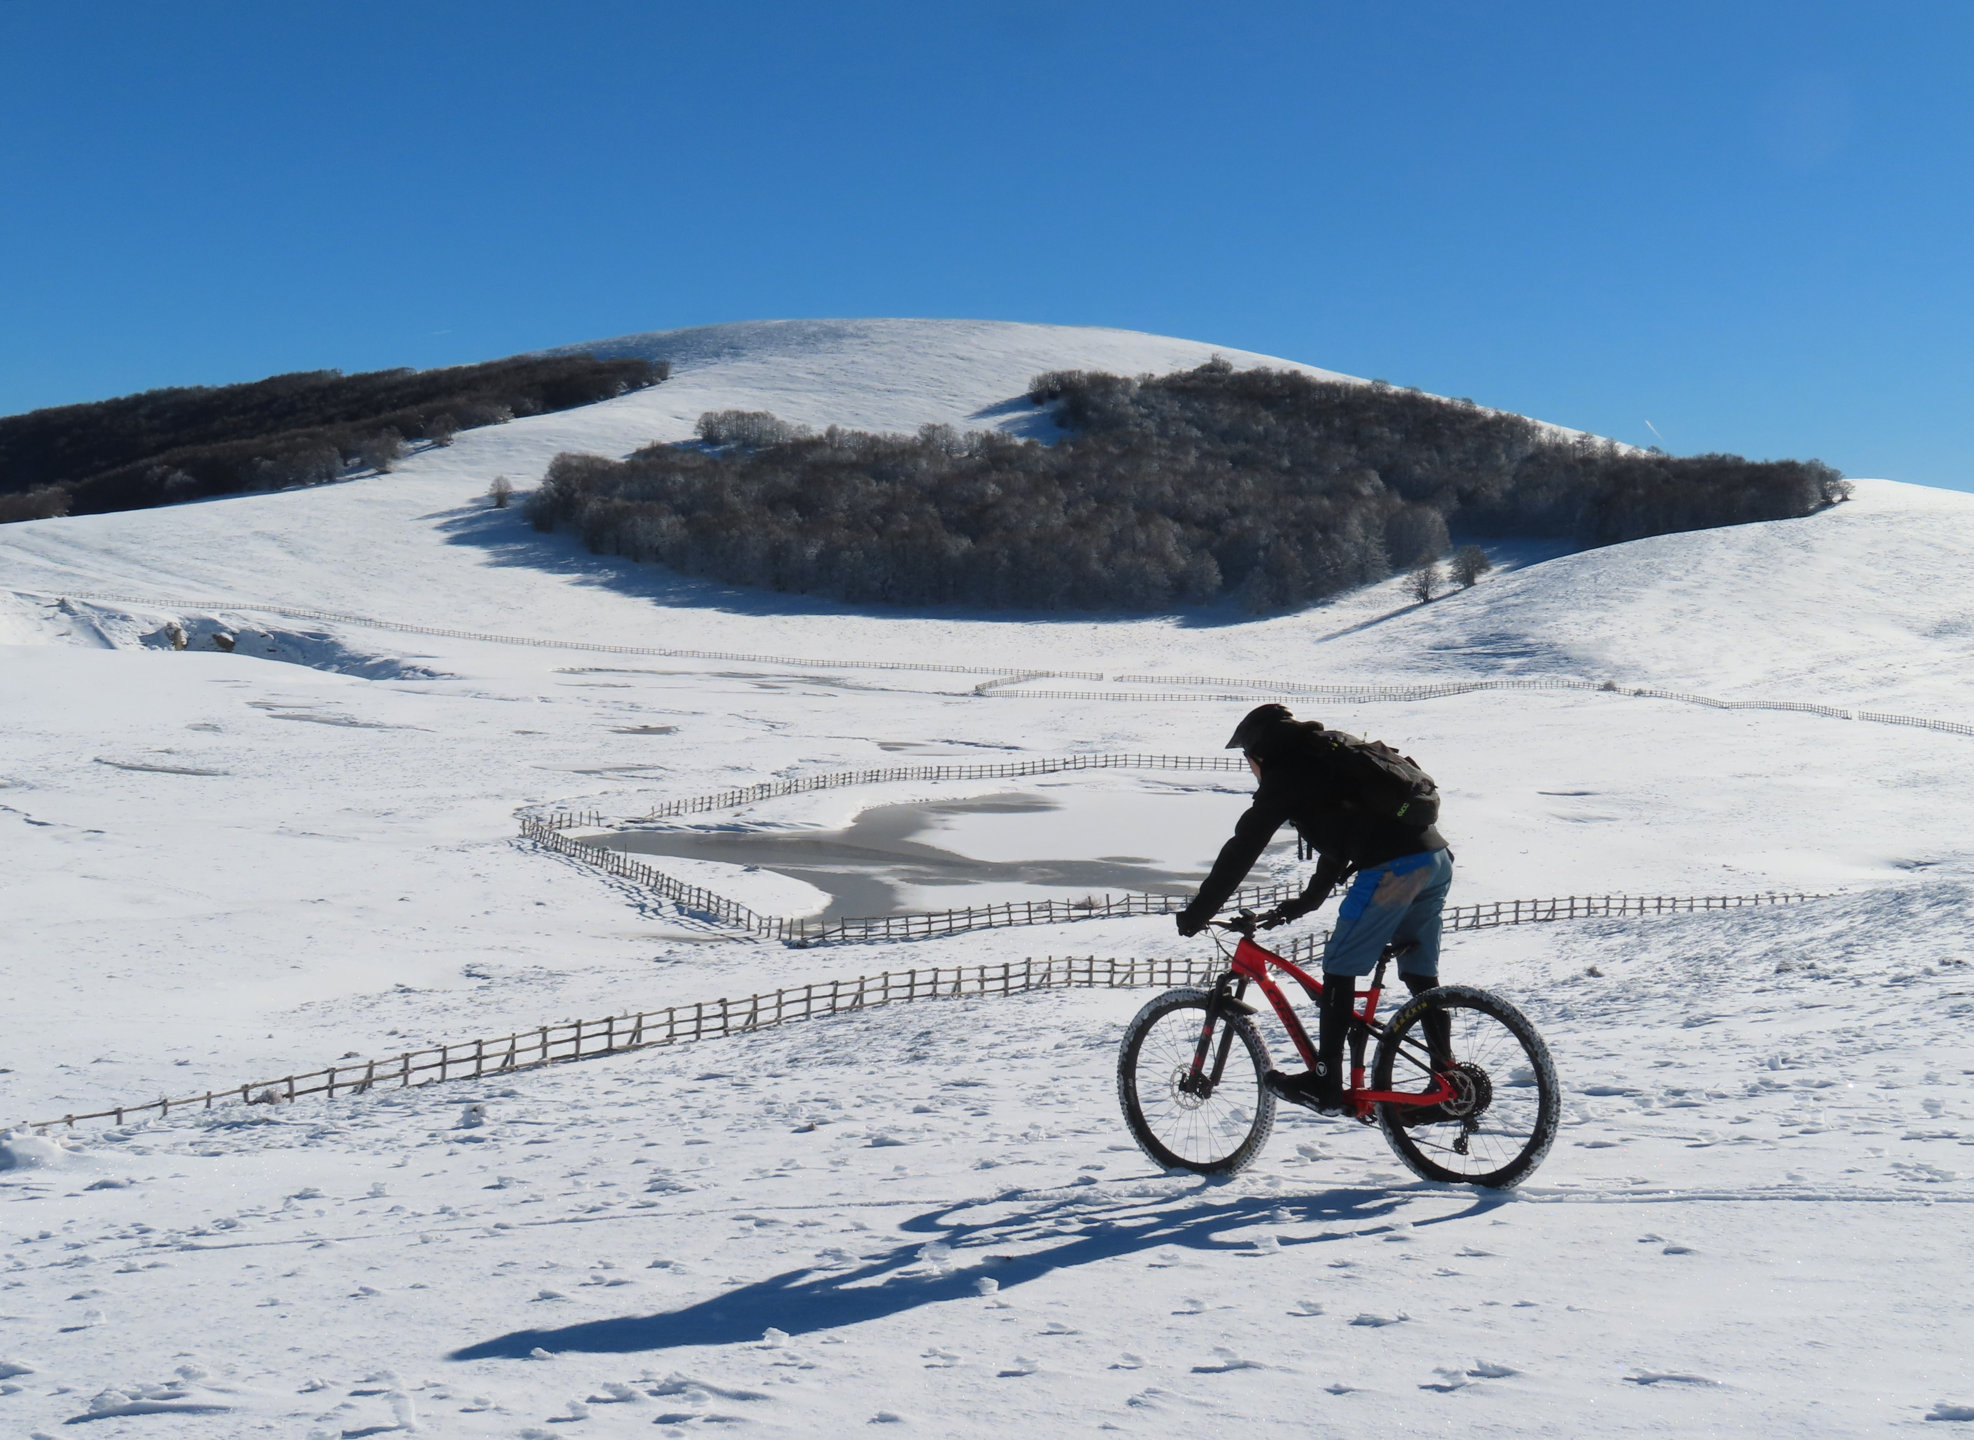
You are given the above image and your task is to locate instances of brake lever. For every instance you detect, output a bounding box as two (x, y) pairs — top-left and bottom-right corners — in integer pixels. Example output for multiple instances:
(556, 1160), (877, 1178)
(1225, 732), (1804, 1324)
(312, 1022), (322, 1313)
(1211, 909), (1259, 938)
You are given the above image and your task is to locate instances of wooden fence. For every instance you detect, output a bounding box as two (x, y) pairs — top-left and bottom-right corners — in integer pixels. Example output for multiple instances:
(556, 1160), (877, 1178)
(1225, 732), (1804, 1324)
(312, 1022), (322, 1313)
(620, 751), (1244, 823)
(28, 888), (1827, 1133)
(30, 955), (1218, 1133)
(527, 753), (1264, 942)
(521, 812), (1294, 944)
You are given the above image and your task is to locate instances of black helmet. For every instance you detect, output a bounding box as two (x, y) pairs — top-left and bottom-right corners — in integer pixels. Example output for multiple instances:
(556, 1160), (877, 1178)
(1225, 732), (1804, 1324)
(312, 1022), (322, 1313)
(1226, 703), (1296, 753)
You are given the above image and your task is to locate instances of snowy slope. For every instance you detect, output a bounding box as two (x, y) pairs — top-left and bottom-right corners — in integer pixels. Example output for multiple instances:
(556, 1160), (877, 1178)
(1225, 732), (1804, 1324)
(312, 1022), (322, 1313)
(3, 318), (1973, 1437)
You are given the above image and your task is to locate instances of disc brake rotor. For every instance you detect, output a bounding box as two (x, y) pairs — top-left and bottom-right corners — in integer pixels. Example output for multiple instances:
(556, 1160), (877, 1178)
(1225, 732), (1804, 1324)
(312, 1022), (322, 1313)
(1169, 1067), (1210, 1109)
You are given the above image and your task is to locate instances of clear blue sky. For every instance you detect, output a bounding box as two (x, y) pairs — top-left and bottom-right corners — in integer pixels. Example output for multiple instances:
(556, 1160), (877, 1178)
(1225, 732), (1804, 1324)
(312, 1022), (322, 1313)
(3, 1), (1969, 488)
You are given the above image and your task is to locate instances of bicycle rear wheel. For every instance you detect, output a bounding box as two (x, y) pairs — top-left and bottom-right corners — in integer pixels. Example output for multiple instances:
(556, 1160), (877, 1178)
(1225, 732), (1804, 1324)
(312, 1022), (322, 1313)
(1371, 984), (1559, 1189)
(1118, 987), (1276, 1175)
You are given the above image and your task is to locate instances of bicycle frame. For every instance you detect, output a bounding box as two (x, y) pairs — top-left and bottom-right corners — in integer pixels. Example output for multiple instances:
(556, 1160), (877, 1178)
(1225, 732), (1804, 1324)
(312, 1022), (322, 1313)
(1206, 928), (1454, 1120)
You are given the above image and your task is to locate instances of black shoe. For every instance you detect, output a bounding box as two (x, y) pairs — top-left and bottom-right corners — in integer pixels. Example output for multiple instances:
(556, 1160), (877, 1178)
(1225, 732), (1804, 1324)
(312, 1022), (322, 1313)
(1265, 1065), (1346, 1116)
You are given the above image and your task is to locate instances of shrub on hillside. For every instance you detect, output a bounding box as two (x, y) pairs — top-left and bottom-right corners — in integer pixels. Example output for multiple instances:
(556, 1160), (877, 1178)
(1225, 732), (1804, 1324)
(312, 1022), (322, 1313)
(696, 410), (810, 448)
(0, 484), (71, 523)
(523, 359), (1850, 613)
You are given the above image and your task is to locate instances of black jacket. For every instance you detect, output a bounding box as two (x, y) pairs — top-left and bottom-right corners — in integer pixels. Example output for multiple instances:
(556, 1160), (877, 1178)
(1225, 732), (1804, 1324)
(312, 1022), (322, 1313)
(1182, 735), (1447, 924)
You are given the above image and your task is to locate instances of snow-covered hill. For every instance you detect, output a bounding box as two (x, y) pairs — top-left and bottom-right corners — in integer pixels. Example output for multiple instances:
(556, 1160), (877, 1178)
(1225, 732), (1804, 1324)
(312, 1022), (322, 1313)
(2, 319), (1972, 1436)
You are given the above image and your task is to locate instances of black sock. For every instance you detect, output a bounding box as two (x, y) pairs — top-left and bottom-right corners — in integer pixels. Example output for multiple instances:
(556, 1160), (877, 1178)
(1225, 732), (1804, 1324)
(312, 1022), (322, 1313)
(1401, 972), (1454, 1068)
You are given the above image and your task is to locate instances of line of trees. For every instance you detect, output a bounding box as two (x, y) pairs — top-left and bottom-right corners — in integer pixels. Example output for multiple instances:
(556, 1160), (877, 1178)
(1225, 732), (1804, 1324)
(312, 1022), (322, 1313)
(520, 358), (1850, 613)
(0, 353), (664, 523)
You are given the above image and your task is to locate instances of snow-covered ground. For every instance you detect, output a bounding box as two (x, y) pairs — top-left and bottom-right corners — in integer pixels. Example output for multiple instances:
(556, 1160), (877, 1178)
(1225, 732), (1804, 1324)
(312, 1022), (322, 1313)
(3, 319), (1972, 1435)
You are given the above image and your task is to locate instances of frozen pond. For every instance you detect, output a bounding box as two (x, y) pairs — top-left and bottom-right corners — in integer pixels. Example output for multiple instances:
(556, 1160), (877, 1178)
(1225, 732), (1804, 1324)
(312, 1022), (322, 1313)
(600, 783), (1289, 920)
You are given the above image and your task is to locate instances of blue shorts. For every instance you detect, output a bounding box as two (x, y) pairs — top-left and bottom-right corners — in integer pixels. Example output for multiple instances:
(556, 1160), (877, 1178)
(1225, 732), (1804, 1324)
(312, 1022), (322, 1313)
(1321, 848), (1453, 978)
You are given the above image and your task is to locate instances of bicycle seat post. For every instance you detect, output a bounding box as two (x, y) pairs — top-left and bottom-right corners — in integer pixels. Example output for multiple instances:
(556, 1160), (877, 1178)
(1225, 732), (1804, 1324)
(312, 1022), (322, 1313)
(1370, 946), (1394, 993)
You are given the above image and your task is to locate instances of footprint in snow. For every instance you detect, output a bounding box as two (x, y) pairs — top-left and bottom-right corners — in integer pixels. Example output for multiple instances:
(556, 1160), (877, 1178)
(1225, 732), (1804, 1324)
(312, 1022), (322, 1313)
(1193, 1347), (1265, 1373)
(922, 1348), (961, 1368)
(997, 1357), (1039, 1377)
(1626, 1371), (1718, 1386)
(1926, 1401), (1974, 1421)
(1288, 1300), (1324, 1316)
(1350, 1313), (1410, 1327)
(1173, 1298), (1206, 1315)
(584, 1383), (645, 1404)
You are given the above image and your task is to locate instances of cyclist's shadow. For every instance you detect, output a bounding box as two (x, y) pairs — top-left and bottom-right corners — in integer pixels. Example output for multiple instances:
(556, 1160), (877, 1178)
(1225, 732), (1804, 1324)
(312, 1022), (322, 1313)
(450, 1180), (1503, 1360)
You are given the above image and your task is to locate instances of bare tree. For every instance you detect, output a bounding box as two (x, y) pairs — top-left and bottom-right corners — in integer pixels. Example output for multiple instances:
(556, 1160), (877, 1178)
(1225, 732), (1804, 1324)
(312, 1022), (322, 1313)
(1408, 559), (1442, 604)
(489, 475), (514, 509)
(1451, 544), (1493, 588)
(426, 412), (458, 447)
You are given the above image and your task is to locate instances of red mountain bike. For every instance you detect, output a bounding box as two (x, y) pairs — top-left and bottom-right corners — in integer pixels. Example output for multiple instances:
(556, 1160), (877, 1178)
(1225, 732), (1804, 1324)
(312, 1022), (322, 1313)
(1117, 913), (1560, 1188)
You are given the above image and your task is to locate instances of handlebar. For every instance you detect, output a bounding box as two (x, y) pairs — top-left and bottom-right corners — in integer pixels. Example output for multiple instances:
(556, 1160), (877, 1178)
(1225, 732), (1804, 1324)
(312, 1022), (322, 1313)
(1211, 909), (1260, 938)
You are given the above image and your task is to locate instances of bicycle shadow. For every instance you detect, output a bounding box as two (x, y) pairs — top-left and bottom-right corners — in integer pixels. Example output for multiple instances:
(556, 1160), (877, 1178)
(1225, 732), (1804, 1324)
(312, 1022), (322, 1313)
(449, 1179), (1504, 1360)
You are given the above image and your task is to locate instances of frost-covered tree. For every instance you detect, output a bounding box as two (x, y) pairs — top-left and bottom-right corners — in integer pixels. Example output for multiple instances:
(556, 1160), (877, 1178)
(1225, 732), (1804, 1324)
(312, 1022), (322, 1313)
(1408, 560), (1442, 604)
(1451, 544), (1492, 588)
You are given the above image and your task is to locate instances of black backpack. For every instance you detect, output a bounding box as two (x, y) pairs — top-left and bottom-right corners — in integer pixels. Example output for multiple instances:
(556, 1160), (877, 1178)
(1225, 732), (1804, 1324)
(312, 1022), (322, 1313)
(1304, 725), (1441, 829)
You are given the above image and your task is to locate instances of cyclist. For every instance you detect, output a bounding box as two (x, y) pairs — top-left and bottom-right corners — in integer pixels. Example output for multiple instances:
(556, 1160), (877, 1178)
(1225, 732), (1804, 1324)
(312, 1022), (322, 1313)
(1174, 703), (1452, 1115)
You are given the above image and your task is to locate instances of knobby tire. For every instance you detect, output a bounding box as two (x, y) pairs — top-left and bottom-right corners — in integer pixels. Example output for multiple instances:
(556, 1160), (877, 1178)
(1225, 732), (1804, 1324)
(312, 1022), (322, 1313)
(1371, 984), (1560, 1188)
(1118, 987), (1276, 1175)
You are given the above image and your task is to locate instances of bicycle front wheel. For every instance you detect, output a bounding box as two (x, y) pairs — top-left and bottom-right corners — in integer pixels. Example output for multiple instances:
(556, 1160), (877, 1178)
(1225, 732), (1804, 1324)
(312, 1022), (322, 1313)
(1371, 984), (1559, 1189)
(1117, 987), (1276, 1175)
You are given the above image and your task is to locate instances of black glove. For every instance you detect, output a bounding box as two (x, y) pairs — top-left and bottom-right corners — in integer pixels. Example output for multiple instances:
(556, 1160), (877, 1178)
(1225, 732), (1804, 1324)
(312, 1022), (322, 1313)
(1175, 908), (1208, 938)
(1258, 895), (1318, 930)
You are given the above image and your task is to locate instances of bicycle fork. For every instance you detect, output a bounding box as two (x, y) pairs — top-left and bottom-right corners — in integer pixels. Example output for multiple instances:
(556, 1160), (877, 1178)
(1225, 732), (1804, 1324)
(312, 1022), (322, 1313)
(1182, 974), (1254, 1099)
